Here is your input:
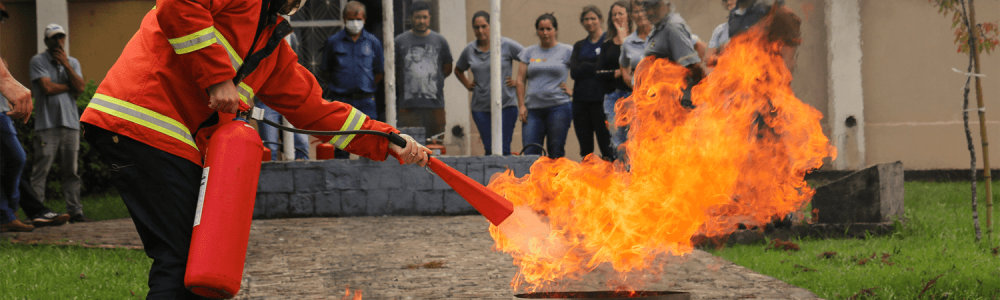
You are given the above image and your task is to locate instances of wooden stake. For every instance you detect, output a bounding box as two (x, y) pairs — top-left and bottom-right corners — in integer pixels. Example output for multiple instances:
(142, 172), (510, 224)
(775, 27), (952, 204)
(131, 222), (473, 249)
(968, 0), (993, 238)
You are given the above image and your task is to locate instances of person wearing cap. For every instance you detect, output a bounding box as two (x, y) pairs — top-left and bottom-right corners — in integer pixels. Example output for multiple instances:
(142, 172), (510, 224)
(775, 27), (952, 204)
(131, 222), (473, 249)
(79, 0), (430, 297)
(27, 23), (90, 223)
(638, 0), (705, 107)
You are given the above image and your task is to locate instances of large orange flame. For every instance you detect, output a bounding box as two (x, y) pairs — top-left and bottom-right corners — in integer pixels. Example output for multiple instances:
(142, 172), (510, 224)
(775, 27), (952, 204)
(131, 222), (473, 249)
(488, 13), (835, 292)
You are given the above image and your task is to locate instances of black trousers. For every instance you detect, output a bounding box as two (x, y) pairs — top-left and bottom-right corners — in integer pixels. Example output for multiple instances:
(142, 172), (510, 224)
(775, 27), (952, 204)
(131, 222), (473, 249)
(572, 101), (614, 159)
(84, 124), (211, 300)
(18, 179), (53, 218)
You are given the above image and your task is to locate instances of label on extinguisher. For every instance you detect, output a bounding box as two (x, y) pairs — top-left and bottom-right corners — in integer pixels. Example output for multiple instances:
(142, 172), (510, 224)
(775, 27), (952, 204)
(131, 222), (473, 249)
(194, 167), (209, 227)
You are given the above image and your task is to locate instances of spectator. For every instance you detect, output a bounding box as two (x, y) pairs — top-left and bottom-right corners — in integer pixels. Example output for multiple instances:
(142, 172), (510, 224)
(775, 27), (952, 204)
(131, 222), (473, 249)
(454, 11), (523, 156)
(706, 0), (738, 68)
(1, 32), (38, 232)
(726, 0), (802, 72)
(28, 23), (91, 223)
(516, 13), (574, 159)
(596, 1), (632, 161)
(395, 1), (453, 138)
(79, 0), (431, 296)
(18, 178), (71, 227)
(639, 0), (704, 107)
(570, 5), (614, 160)
(620, 1), (653, 90)
(323, 1), (384, 159)
(257, 30), (310, 160)
(0, 5), (68, 232)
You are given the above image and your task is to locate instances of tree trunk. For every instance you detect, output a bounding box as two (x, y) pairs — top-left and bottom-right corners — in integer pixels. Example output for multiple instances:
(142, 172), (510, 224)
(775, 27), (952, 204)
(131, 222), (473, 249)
(967, 0), (993, 240)
(962, 52), (982, 242)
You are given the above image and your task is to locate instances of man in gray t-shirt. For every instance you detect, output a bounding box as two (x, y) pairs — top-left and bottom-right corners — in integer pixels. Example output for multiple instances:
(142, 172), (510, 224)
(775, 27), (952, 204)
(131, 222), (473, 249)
(394, 1), (453, 137)
(28, 24), (90, 222)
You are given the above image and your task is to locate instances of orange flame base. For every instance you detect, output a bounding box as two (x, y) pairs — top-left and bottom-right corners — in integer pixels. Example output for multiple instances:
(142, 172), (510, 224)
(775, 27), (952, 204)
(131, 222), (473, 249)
(488, 18), (835, 292)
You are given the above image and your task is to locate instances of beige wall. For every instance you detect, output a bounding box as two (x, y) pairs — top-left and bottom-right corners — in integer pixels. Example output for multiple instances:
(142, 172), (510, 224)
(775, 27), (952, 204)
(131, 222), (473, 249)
(67, 0), (154, 84)
(861, 0), (1000, 169)
(1, 0), (151, 86)
(0, 2), (38, 86)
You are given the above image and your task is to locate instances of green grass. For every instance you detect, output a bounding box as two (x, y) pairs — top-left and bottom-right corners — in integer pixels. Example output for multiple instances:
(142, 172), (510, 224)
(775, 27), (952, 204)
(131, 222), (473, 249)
(0, 240), (152, 299)
(712, 181), (1000, 299)
(4, 191), (147, 298)
(16, 191), (130, 222)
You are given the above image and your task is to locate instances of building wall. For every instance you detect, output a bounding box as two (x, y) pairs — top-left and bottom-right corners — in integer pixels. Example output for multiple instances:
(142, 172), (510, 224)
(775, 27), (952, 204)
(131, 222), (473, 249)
(66, 0), (153, 84)
(2, 1), (151, 86)
(860, 0), (1000, 169)
(0, 2), (38, 86)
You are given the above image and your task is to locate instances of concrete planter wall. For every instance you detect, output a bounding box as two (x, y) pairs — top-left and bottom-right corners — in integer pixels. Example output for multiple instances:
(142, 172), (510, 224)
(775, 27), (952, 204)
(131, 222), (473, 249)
(253, 156), (539, 219)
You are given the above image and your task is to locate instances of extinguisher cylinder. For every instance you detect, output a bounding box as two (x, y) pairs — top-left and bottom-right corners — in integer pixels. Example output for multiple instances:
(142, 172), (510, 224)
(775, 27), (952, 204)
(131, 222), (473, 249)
(185, 118), (263, 299)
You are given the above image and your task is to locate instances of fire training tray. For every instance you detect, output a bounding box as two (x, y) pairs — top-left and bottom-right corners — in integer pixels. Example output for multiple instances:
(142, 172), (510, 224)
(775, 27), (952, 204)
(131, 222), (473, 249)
(514, 291), (691, 300)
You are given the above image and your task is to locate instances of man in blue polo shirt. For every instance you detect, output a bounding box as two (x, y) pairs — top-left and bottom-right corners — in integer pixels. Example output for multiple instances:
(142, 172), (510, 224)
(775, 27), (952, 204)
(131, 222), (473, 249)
(322, 0), (384, 159)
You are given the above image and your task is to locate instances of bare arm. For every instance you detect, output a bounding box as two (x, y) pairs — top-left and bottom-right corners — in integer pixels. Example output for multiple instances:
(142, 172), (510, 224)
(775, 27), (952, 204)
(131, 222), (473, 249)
(621, 66), (633, 89)
(516, 61), (528, 123)
(35, 77), (71, 96)
(53, 49), (85, 94)
(374, 73), (384, 85)
(454, 66), (474, 91)
(1, 58), (33, 123)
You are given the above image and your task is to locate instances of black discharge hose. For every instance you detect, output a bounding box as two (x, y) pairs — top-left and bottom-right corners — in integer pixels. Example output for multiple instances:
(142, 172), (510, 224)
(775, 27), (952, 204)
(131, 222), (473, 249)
(255, 117), (408, 148)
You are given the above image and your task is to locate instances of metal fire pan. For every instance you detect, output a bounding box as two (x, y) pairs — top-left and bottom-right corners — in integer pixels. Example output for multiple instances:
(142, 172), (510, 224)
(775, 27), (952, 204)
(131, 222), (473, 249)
(514, 291), (690, 300)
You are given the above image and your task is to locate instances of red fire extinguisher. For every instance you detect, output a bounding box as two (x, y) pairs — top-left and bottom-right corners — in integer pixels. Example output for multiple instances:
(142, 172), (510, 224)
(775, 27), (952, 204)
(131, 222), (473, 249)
(184, 117), (263, 299)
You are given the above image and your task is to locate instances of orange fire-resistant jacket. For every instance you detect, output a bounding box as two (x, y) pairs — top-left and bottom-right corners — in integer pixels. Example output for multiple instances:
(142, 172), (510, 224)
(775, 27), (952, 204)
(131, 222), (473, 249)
(81, 0), (401, 166)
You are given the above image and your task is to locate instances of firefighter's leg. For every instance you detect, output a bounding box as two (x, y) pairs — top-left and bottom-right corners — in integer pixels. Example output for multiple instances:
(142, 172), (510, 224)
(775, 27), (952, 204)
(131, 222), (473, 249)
(84, 124), (210, 300)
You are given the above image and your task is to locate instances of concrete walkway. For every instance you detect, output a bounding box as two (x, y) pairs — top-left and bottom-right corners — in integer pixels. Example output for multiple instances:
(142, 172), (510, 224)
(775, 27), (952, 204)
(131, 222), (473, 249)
(3, 217), (821, 300)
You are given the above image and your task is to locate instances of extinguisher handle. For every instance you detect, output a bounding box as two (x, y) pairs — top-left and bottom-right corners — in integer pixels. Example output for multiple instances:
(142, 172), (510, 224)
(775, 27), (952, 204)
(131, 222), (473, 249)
(387, 132), (408, 148)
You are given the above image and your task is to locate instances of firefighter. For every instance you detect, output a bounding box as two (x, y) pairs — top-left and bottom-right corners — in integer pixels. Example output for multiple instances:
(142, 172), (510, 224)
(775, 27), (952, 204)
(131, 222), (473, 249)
(80, 0), (430, 298)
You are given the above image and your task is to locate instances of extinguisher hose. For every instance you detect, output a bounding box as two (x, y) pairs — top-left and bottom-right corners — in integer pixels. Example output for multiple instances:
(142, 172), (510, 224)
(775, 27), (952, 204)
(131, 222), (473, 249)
(255, 117), (409, 148)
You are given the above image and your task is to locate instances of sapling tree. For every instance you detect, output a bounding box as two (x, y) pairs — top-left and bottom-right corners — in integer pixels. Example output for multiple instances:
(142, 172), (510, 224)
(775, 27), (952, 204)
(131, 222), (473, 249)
(930, 0), (999, 243)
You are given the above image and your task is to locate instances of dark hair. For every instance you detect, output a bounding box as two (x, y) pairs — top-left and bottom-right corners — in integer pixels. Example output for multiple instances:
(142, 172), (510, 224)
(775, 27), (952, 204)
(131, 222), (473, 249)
(472, 10), (489, 25)
(606, 1), (632, 40)
(342, 1), (366, 20)
(579, 5), (602, 23)
(409, 1), (430, 17)
(535, 13), (558, 30)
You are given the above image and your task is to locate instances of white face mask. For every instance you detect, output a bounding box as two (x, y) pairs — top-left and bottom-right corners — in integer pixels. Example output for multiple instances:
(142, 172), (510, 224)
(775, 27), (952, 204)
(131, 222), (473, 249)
(346, 20), (364, 34)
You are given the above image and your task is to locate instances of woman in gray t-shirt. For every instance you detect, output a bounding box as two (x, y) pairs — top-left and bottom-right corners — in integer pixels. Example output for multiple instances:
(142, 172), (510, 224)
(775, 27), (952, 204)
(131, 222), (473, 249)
(515, 13), (574, 158)
(455, 11), (524, 156)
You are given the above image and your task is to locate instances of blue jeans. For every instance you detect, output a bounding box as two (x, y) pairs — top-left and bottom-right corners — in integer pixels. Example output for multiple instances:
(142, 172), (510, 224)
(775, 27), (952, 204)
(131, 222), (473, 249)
(604, 89), (631, 160)
(255, 100), (309, 160)
(0, 114), (25, 224)
(472, 106), (518, 156)
(522, 102), (573, 158)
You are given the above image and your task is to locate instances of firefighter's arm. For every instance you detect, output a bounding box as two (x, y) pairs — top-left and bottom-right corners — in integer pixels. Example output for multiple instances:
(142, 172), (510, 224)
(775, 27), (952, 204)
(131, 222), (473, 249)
(155, 0), (238, 91)
(258, 44), (429, 164)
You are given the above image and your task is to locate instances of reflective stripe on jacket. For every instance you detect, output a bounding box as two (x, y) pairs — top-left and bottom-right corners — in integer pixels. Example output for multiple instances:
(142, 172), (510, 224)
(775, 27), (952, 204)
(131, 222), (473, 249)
(81, 0), (399, 166)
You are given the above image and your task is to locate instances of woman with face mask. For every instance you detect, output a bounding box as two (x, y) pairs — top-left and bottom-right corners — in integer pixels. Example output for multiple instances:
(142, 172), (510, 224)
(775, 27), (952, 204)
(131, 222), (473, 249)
(454, 11), (524, 156)
(515, 13), (574, 159)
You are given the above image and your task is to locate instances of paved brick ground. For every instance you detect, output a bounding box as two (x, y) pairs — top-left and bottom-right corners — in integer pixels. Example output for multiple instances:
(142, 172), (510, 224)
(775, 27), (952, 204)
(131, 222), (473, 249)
(3, 217), (821, 300)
